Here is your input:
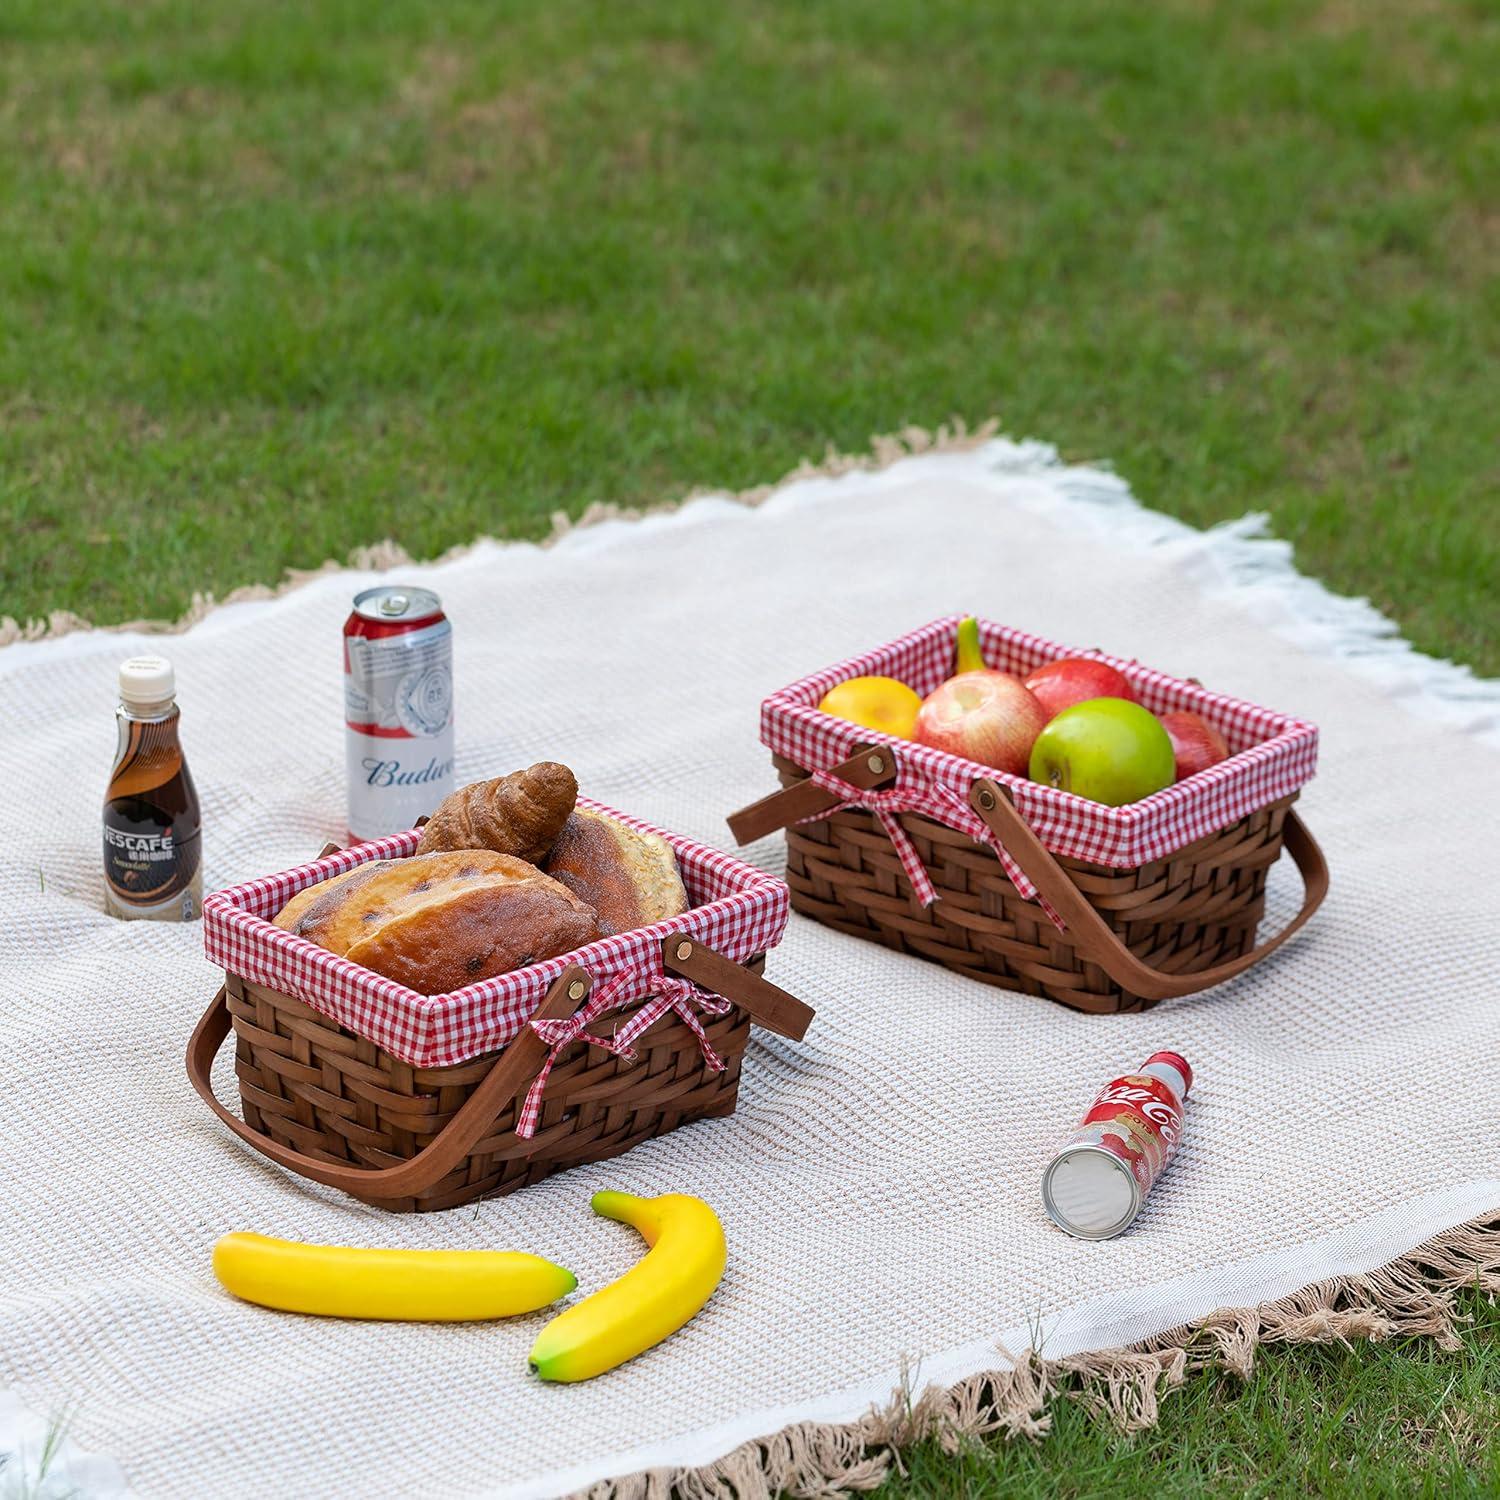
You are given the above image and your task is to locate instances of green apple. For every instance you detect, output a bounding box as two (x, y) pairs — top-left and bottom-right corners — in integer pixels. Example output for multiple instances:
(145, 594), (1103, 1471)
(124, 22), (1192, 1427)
(1028, 698), (1176, 805)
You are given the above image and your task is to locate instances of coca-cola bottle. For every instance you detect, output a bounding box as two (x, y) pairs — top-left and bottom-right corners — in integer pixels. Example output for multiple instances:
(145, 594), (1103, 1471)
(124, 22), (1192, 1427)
(103, 656), (202, 922)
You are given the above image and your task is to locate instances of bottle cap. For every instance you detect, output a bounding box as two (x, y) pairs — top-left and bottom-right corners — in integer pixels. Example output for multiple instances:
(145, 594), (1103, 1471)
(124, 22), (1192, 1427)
(118, 655), (176, 708)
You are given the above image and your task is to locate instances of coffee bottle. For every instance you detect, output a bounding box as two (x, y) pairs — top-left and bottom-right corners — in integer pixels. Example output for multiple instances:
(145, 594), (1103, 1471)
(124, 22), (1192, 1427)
(103, 656), (203, 922)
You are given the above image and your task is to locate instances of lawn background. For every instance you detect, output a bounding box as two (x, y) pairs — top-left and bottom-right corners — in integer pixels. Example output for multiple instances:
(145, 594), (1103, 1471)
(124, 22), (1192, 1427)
(2, 0), (1498, 1492)
(2, 0), (1496, 672)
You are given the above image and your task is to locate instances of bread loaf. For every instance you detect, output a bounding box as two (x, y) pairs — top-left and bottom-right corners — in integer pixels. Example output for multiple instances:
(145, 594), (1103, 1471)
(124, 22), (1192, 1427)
(274, 850), (598, 994)
(416, 762), (577, 863)
(544, 808), (689, 938)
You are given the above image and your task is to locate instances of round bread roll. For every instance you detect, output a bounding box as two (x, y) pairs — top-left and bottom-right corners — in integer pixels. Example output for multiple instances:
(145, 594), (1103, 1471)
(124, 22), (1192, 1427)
(544, 808), (689, 937)
(273, 850), (598, 994)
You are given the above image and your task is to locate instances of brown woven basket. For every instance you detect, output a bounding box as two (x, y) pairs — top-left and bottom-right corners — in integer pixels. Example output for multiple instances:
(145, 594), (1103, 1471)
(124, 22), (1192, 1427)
(729, 747), (1327, 1014)
(190, 834), (812, 1212)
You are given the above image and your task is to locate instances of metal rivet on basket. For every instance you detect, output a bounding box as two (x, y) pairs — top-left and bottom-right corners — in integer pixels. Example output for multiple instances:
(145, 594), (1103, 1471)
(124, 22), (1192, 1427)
(977, 787), (997, 811)
(568, 979), (586, 1000)
(867, 754), (885, 775)
(675, 940), (693, 961)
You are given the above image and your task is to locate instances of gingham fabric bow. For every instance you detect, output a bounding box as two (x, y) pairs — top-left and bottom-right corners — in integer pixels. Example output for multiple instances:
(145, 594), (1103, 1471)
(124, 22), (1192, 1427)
(802, 767), (1064, 928)
(515, 966), (732, 1139)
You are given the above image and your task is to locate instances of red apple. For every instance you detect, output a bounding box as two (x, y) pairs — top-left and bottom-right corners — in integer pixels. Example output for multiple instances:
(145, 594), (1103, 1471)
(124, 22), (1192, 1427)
(1160, 711), (1230, 780)
(1024, 657), (1137, 722)
(913, 670), (1048, 776)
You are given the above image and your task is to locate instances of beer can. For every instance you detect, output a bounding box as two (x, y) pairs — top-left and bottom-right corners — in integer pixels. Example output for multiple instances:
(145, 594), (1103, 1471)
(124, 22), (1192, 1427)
(343, 586), (455, 842)
(1041, 1052), (1192, 1240)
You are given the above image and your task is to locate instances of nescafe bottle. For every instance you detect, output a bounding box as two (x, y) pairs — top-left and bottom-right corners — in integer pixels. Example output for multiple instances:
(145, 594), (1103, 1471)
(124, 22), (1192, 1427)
(103, 656), (202, 922)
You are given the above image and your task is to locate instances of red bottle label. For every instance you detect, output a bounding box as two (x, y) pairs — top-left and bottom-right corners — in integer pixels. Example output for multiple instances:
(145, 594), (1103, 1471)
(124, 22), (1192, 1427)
(1072, 1073), (1184, 1194)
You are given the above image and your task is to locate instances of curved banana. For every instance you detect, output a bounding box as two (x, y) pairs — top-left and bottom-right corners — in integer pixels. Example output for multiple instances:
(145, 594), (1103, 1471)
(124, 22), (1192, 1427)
(528, 1191), (726, 1381)
(213, 1232), (576, 1322)
(954, 614), (986, 674)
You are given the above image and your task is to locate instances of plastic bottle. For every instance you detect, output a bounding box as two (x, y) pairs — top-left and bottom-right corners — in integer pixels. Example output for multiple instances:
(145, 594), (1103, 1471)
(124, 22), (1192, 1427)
(103, 656), (202, 921)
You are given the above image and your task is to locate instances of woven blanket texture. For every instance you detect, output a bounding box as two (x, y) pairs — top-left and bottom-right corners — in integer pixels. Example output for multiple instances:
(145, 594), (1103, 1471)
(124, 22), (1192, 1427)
(1, 440), (1497, 1499)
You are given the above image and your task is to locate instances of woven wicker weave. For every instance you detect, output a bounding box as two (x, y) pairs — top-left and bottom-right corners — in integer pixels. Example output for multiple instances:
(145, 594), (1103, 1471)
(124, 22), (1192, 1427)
(215, 970), (753, 1212)
(739, 752), (1325, 1015)
(191, 822), (810, 1213)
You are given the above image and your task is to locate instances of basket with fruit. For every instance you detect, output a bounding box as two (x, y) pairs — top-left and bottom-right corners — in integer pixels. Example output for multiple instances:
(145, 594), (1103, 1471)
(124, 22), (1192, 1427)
(728, 617), (1327, 1013)
(191, 763), (809, 1212)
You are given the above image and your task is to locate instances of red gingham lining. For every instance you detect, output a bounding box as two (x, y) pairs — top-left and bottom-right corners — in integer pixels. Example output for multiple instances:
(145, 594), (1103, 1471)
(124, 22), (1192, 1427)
(760, 616), (1319, 871)
(202, 796), (790, 1069)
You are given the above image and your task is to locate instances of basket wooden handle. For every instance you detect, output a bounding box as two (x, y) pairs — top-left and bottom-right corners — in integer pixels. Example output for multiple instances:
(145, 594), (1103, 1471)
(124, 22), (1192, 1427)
(185, 965), (593, 1197)
(727, 746), (898, 845)
(188, 935), (813, 1194)
(662, 933), (814, 1041)
(969, 778), (1329, 1005)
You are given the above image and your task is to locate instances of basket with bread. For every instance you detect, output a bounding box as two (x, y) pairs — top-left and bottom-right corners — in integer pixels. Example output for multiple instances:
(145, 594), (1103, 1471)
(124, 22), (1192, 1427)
(190, 763), (808, 1212)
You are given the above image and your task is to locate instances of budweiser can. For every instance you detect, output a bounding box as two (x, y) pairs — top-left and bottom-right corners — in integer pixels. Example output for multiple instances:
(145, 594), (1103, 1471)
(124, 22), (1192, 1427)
(1041, 1052), (1192, 1240)
(343, 585), (455, 842)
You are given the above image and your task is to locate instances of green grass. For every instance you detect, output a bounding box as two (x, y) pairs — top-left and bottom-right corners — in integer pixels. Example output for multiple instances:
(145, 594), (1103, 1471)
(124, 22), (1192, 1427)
(1, 0), (1498, 668)
(885, 1288), (1500, 1498)
(2, 0), (1498, 1491)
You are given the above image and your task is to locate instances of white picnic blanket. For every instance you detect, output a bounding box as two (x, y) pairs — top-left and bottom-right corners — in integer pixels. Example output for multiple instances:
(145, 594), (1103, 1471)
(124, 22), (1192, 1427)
(2, 440), (1498, 1499)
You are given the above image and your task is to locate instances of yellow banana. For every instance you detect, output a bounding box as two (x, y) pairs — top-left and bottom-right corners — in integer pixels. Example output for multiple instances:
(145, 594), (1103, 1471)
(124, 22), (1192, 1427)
(528, 1191), (726, 1381)
(954, 614), (986, 674)
(212, 1232), (575, 1322)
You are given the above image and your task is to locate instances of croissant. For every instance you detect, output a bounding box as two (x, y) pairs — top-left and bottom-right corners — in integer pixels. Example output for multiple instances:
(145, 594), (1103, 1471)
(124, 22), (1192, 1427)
(415, 762), (578, 863)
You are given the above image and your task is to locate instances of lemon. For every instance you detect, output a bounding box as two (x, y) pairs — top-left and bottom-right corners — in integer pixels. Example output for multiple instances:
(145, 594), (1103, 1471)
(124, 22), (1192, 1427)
(818, 676), (923, 739)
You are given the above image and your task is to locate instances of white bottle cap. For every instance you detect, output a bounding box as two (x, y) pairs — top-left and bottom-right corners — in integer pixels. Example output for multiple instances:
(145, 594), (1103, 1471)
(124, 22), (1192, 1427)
(118, 655), (176, 708)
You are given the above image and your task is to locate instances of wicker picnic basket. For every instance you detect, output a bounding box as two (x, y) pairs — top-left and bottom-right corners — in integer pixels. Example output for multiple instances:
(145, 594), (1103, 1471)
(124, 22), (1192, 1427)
(728, 617), (1328, 1014)
(189, 802), (807, 1212)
